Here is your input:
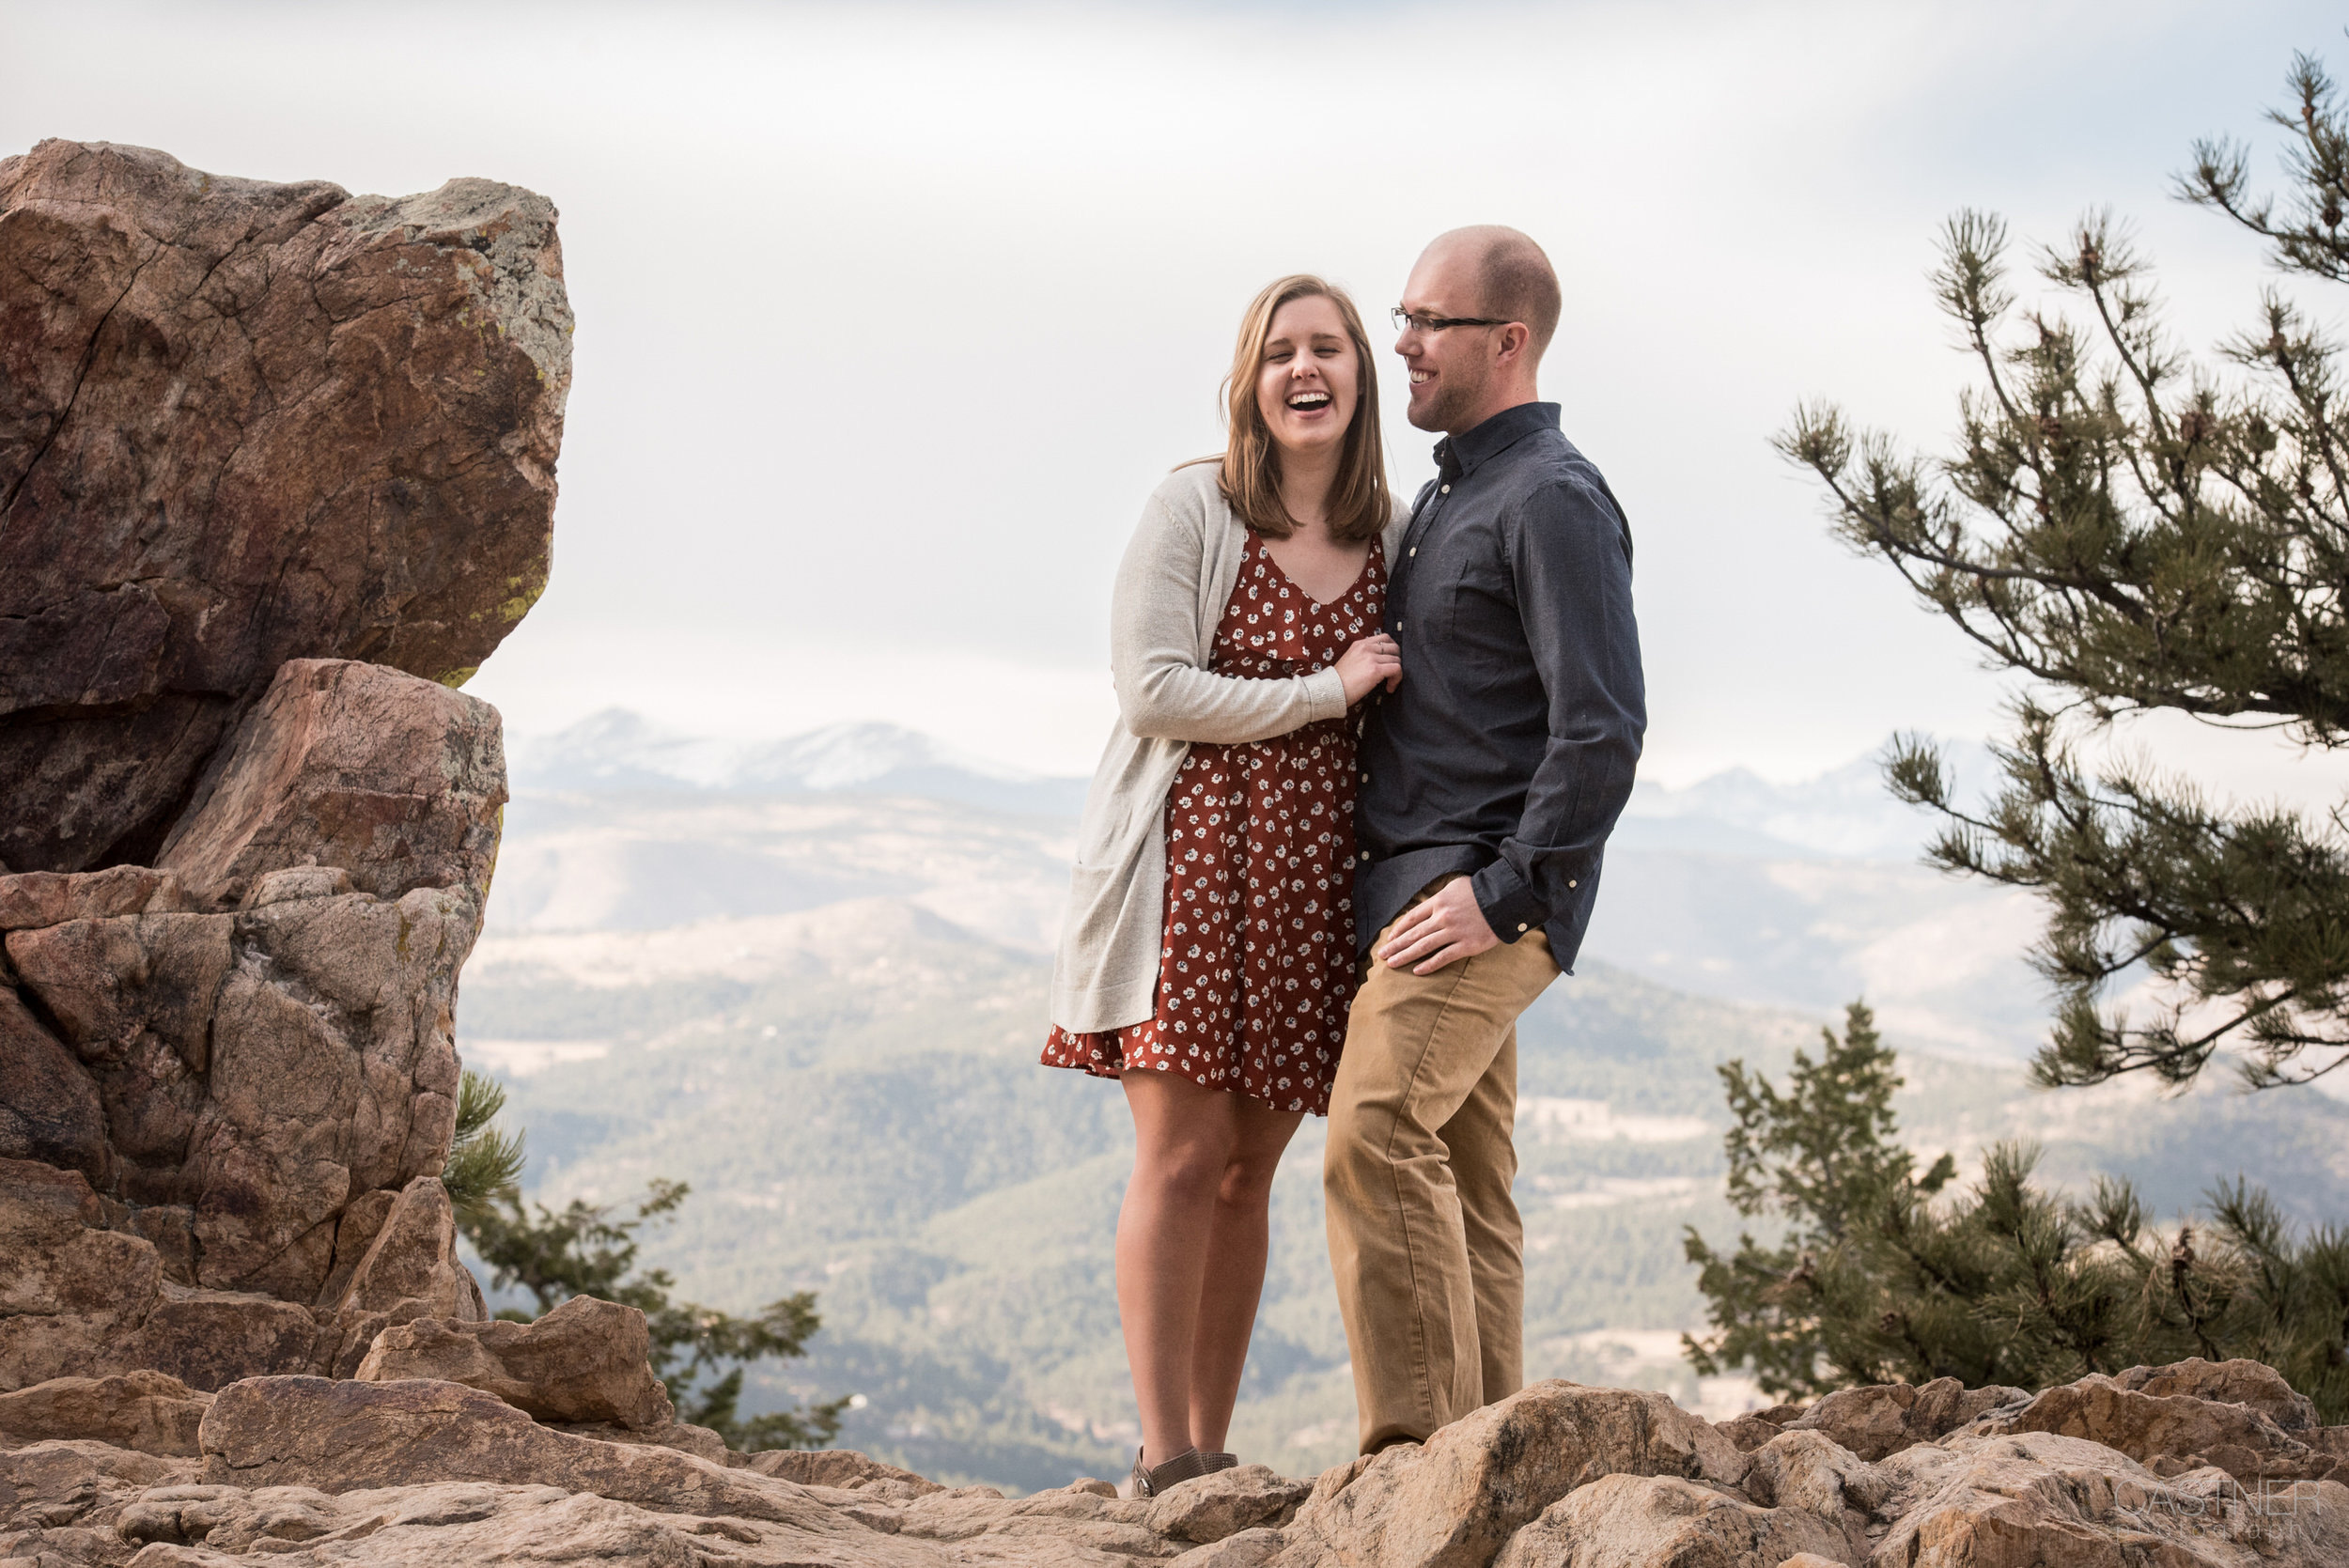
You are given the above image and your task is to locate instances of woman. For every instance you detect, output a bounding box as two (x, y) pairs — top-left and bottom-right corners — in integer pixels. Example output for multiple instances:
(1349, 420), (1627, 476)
(1043, 274), (1408, 1498)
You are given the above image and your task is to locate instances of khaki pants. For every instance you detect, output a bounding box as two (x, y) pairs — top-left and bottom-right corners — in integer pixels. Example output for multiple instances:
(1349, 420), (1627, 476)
(1324, 878), (1560, 1453)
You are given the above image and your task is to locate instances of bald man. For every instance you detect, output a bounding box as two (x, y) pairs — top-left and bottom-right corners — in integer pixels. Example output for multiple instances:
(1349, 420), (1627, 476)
(1324, 226), (1646, 1453)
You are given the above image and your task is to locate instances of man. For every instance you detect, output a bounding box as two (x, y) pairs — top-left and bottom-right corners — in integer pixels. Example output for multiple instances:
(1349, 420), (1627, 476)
(1325, 225), (1645, 1453)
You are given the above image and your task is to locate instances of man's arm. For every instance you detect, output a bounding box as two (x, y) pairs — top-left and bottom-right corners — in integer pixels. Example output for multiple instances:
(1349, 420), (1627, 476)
(1375, 474), (1646, 975)
(1470, 474), (1647, 939)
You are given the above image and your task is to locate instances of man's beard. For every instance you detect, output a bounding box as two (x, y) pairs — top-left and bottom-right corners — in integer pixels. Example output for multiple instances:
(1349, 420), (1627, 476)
(1408, 367), (1486, 433)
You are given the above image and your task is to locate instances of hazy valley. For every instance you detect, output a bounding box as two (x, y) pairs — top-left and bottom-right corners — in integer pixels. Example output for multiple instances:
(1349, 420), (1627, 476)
(455, 714), (2349, 1490)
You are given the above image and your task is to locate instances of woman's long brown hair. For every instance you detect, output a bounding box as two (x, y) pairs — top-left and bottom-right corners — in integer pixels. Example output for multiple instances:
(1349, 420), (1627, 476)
(1212, 274), (1390, 542)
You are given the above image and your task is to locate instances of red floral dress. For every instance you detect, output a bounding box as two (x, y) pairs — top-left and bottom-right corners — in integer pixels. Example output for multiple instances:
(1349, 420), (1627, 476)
(1043, 532), (1385, 1115)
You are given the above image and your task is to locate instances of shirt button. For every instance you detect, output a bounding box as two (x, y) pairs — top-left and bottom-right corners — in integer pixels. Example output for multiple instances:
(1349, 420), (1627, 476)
(1359, 772), (1368, 784)
(1440, 484), (1451, 493)
(1395, 620), (1404, 631)
(1517, 923), (1529, 933)
(1568, 879), (1579, 889)
(1408, 547), (1417, 557)
(1361, 852), (1373, 862)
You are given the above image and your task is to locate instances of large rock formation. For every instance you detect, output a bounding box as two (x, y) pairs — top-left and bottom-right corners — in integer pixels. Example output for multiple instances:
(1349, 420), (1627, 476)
(353, 1294), (676, 1429)
(3, 1362), (2345, 1565)
(0, 138), (568, 874)
(0, 138), (562, 1404)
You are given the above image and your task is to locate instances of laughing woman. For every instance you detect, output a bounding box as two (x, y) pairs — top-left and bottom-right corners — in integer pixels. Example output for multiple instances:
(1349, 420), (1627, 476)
(1043, 275), (1407, 1498)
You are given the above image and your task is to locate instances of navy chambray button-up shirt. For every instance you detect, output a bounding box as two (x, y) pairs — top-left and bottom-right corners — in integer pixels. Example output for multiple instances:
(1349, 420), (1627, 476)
(1354, 401), (1646, 967)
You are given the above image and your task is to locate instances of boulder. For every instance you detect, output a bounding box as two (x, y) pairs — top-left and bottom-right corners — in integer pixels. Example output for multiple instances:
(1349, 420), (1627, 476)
(0, 138), (569, 875)
(354, 1294), (671, 1429)
(553, 1418), (732, 1466)
(1738, 1428), (1890, 1518)
(2, 876), (479, 1318)
(892, 1481), (1170, 1560)
(156, 660), (506, 910)
(312, 1177), (487, 1378)
(0, 1436), (198, 1545)
(0, 867), (189, 931)
(1713, 1412), (1785, 1452)
(2002, 1371), (2326, 1484)
(747, 1449), (944, 1497)
(1141, 1464), (1311, 1545)
(1279, 1382), (1746, 1568)
(1783, 1374), (2026, 1460)
(1873, 1430), (2349, 1567)
(1489, 1473), (1851, 1568)
(131, 1282), (321, 1394)
(1170, 1527), (1290, 1568)
(196, 1376), (846, 1533)
(2110, 1356), (2321, 1433)
(0, 1157), (166, 1388)
(0, 1371), (210, 1456)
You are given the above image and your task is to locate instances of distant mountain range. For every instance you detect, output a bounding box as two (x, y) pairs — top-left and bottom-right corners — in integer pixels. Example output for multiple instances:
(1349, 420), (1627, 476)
(499, 712), (2033, 1056)
(509, 710), (1089, 816)
(512, 709), (1992, 862)
(1615, 742), (1994, 862)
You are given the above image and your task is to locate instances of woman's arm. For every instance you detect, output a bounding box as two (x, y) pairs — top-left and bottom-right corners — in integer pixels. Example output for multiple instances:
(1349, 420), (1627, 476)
(1110, 490), (1351, 745)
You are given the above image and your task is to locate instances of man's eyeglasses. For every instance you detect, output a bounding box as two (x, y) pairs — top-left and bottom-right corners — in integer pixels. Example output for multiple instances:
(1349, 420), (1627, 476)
(1391, 308), (1510, 334)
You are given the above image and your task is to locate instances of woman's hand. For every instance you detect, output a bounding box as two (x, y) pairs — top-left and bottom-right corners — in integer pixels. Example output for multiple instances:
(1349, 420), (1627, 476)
(1334, 633), (1402, 705)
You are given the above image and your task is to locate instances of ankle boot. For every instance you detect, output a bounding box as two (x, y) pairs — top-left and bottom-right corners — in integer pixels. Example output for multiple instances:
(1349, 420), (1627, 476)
(1130, 1445), (1210, 1498)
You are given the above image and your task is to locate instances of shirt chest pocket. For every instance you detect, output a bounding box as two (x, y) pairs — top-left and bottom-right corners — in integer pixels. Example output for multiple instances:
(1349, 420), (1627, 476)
(1415, 541), (1512, 647)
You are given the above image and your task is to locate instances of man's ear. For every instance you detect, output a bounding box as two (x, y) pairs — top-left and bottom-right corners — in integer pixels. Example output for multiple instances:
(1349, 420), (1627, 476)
(1493, 322), (1532, 366)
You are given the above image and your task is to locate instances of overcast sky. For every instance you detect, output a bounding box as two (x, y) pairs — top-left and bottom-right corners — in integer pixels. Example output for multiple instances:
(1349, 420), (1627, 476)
(8, 0), (2347, 792)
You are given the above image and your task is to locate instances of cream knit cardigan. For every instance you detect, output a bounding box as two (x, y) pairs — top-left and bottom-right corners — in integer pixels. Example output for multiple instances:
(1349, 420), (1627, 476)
(1049, 461), (1409, 1033)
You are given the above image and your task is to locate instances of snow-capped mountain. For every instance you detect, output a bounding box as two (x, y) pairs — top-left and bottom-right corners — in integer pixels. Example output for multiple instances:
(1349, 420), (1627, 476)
(508, 710), (1088, 816)
(1615, 741), (1995, 862)
(511, 710), (1988, 861)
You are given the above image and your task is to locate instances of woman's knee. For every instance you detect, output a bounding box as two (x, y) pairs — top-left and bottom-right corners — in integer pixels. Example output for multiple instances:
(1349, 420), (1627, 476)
(1133, 1137), (1237, 1198)
(1213, 1153), (1281, 1209)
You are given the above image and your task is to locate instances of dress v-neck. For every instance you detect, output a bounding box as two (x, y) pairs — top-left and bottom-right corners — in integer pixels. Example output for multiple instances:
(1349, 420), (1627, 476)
(1256, 532), (1377, 611)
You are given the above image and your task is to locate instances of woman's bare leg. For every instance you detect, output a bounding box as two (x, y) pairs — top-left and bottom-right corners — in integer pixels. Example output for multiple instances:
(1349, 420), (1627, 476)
(1186, 1097), (1305, 1452)
(1118, 1071), (1244, 1465)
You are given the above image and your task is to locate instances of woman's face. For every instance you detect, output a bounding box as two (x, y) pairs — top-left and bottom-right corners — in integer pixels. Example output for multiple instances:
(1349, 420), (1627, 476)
(1254, 293), (1360, 463)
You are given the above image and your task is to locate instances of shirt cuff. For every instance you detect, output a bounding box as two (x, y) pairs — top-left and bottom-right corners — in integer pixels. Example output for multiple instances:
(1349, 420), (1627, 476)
(1303, 666), (1349, 723)
(1470, 861), (1548, 943)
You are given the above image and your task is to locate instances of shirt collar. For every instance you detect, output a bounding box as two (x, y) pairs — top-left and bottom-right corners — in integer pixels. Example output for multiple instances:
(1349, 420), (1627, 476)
(1433, 401), (1561, 482)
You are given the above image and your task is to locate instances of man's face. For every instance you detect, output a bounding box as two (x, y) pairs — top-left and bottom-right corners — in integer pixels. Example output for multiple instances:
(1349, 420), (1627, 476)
(1394, 242), (1499, 434)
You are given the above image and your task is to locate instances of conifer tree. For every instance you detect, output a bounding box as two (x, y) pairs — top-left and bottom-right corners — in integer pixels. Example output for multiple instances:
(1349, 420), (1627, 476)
(443, 1069), (848, 1451)
(1683, 1006), (2349, 1420)
(1781, 53), (2349, 1091)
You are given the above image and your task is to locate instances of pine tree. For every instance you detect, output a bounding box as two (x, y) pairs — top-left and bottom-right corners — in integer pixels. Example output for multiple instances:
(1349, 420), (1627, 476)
(443, 1069), (848, 1451)
(1682, 1006), (2349, 1420)
(1780, 53), (2349, 1091)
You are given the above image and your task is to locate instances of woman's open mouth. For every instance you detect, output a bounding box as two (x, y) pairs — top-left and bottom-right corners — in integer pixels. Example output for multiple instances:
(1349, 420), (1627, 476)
(1287, 391), (1332, 412)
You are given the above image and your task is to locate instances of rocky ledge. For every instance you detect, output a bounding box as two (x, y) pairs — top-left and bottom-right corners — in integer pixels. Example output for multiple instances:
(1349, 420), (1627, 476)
(3, 1342), (2344, 1566)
